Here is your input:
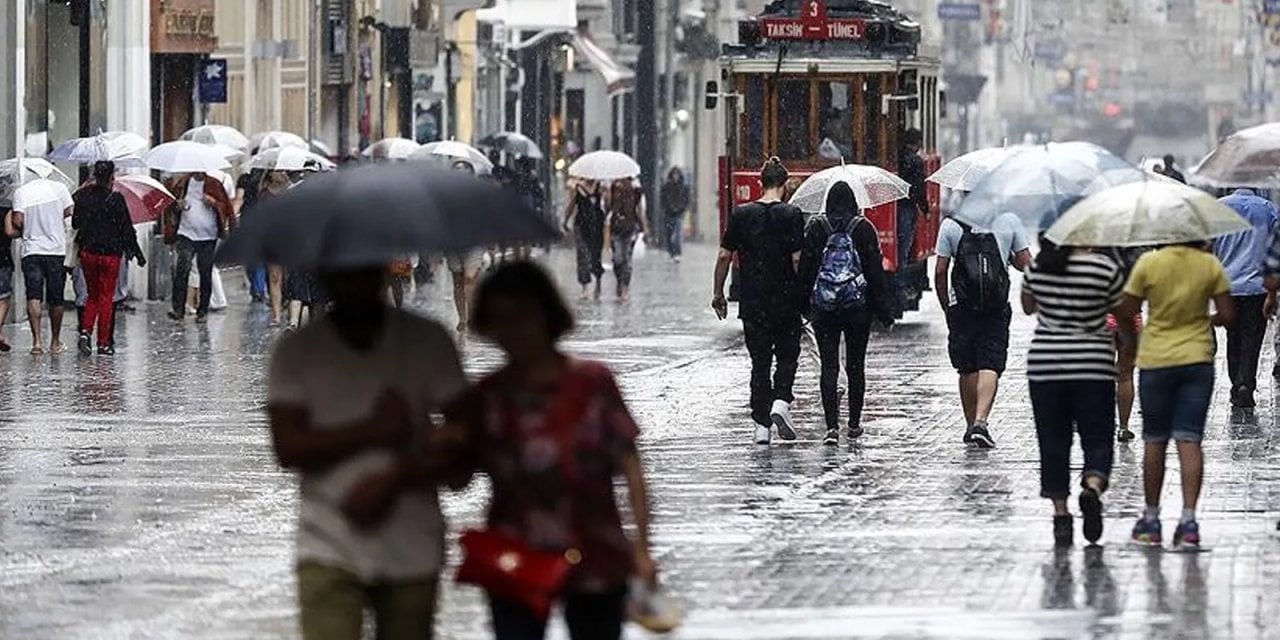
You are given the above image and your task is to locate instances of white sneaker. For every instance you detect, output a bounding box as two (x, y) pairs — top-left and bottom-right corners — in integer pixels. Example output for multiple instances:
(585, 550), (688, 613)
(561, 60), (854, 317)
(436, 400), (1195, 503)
(770, 400), (797, 441)
(754, 424), (771, 445)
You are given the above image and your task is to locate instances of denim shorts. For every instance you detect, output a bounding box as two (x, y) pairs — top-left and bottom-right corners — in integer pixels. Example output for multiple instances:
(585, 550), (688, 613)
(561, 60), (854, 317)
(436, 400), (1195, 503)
(946, 305), (1012, 375)
(1139, 363), (1214, 443)
(21, 254), (66, 306)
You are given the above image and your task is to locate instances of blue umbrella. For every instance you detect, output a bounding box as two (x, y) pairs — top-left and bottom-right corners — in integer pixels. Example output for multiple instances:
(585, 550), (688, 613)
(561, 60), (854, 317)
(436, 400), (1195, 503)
(954, 142), (1146, 231)
(216, 163), (559, 270)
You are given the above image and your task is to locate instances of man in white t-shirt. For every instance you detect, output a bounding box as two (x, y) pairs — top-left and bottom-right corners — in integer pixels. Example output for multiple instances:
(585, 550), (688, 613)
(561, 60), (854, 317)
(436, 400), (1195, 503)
(166, 172), (232, 323)
(934, 212), (1032, 449)
(5, 178), (74, 354)
(268, 266), (467, 640)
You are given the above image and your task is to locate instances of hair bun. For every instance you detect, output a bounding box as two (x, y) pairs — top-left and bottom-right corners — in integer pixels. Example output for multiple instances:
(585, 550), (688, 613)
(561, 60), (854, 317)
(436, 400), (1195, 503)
(767, 156), (782, 165)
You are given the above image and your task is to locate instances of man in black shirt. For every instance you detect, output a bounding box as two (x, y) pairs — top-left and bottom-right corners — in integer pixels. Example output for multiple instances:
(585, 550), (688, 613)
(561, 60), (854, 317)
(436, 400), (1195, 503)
(713, 158), (805, 445)
(897, 129), (929, 286)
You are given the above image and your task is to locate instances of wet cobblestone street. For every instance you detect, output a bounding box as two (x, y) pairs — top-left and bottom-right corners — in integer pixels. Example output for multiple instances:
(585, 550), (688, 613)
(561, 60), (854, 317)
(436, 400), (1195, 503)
(1, 244), (1278, 639)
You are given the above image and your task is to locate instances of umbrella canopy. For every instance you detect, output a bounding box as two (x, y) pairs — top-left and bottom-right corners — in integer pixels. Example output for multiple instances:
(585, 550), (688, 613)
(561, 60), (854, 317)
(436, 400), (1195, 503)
(1044, 180), (1251, 248)
(112, 174), (176, 223)
(927, 147), (1023, 192)
(48, 132), (148, 167)
(411, 141), (494, 174)
(250, 147), (337, 172)
(310, 138), (335, 157)
(1190, 123), (1280, 187)
(216, 163), (560, 270)
(477, 131), (545, 159)
(250, 131), (309, 153)
(144, 141), (233, 173)
(788, 164), (911, 213)
(0, 158), (75, 205)
(568, 150), (641, 181)
(181, 124), (249, 151)
(363, 137), (422, 161)
(955, 142), (1145, 231)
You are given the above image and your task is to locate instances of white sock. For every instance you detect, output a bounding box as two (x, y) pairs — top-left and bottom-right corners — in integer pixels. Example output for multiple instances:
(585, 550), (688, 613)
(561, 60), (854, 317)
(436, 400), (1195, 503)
(1143, 505), (1160, 521)
(1181, 508), (1196, 524)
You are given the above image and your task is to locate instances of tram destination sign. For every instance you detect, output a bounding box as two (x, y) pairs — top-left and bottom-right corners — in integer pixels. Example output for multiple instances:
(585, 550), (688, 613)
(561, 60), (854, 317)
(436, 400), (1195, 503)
(759, 0), (867, 41)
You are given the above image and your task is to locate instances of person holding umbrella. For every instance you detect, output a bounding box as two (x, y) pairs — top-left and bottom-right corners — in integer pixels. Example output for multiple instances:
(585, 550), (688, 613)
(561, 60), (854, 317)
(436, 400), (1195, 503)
(564, 179), (608, 301)
(71, 161), (145, 355)
(1211, 189), (1279, 408)
(6, 177), (75, 355)
(608, 179), (647, 302)
(163, 171), (234, 323)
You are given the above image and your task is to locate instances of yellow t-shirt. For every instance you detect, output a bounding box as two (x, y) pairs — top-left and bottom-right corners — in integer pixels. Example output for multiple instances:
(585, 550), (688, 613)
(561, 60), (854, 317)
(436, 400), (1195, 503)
(1124, 246), (1230, 369)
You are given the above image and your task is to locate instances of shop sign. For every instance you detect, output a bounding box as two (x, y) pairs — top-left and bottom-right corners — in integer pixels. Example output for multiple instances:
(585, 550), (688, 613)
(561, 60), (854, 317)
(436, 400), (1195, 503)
(152, 0), (218, 54)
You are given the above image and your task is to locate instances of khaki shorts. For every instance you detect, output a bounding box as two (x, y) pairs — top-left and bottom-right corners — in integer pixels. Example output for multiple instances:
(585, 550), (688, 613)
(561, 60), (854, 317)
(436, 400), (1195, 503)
(297, 562), (438, 640)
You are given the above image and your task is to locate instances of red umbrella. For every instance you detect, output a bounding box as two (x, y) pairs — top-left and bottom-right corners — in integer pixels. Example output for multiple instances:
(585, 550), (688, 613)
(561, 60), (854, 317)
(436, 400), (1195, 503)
(113, 174), (176, 223)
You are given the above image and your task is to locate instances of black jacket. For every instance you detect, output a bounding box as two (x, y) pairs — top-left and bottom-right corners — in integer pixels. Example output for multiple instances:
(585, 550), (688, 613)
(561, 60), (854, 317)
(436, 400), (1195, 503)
(73, 185), (143, 259)
(797, 213), (892, 323)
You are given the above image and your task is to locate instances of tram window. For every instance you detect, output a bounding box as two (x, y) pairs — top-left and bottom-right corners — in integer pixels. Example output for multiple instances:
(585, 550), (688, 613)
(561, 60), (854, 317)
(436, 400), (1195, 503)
(777, 80), (812, 159)
(863, 77), (882, 165)
(741, 76), (764, 161)
(818, 81), (854, 161)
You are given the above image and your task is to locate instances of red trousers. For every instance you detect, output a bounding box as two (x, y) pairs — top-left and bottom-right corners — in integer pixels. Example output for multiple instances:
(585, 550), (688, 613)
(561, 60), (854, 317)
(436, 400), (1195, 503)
(80, 251), (122, 347)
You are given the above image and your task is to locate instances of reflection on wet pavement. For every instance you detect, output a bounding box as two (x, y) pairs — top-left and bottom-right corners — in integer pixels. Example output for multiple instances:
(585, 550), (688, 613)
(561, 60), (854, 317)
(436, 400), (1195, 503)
(1, 244), (1278, 639)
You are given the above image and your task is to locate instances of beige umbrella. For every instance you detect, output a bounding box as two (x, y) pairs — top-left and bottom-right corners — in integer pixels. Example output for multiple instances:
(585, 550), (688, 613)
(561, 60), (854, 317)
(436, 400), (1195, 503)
(1044, 180), (1251, 248)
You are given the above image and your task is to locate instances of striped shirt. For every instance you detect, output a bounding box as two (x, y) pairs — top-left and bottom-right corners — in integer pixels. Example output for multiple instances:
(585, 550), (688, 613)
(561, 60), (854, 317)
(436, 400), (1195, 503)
(1023, 252), (1126, 382)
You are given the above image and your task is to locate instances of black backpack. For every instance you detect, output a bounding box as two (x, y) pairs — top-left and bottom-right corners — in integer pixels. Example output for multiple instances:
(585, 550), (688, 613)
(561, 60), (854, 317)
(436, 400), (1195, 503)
(951, 221), (1010, 312)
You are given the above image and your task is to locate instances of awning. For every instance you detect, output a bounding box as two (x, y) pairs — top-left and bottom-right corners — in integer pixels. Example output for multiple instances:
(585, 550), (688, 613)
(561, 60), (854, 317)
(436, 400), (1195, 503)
(571, 33), (636, 97)
(476, 0), (576, 30)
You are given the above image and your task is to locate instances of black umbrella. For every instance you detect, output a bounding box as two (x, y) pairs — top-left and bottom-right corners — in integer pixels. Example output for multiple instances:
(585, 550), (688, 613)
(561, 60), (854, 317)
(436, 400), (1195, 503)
(477, 132), (544, 160)
(216, 163), (559, 270)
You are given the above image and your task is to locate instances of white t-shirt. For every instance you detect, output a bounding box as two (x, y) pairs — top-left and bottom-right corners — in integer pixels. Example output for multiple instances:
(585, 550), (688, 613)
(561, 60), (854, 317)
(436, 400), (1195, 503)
(267, 309), (467, 582)
(13, 179), (73, 257)
(935, 213), (1030, 307)
(178, 178), (219, 241)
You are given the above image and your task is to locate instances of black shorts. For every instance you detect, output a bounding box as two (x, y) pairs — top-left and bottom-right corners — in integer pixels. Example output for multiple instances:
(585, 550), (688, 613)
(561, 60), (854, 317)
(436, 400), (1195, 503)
(946, 305), (1011, 375)
(21, 255), (67, 306)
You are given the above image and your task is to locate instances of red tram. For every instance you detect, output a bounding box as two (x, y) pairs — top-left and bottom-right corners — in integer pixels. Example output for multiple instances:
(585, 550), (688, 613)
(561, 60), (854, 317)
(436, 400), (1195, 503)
(707, 0), (944, 314)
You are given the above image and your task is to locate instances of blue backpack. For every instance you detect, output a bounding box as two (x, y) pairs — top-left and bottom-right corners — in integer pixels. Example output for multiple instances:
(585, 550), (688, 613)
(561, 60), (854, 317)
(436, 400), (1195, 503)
(811, 215), (868, 313)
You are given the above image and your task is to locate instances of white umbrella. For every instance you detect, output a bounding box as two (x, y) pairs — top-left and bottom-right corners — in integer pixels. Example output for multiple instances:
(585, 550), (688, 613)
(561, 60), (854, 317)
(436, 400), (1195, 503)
(182, 124), (250, 151)
(250, 147), (337, 172)
(411, 141), (494, 173)
(788, 164), (911, 213)
(568, 150), (641, 181)
(363, 137), (422, 161)
(310, 138), (335, 157)
(1190, 122), (1280, 187)
(0, 158), (75, 205)
(1044, 180), (1251, 248)
(927, 147), (1023, 192)
(144, 141), (233, 173)
(250, 131), (309, 153)
(48, 132), (147, 167)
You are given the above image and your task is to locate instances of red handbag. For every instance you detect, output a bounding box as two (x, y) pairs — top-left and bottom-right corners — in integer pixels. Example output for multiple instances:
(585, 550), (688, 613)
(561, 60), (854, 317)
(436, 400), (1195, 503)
(454, 361), (591, 619)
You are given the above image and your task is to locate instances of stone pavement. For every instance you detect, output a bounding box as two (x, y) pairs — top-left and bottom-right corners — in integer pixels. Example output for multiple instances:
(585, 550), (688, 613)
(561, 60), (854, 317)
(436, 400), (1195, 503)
(0, 244), (1278, 639)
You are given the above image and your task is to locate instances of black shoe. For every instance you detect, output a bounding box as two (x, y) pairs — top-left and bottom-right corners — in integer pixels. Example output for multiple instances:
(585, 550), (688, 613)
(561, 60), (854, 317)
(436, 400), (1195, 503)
(77, 333), (92, 357)
(966, 423), (996, 449)
(847, 425), (865, 439)
(1054, 515), (1074, 548)
(1079, 486), (1104, 544)
(0, 338), (10, 353)
(97, 345), (115, 356)
(823, 429), (839, 446)
(167, 310), (183, 321)
(1232, 385), (1256, 409)
(1116, 426), (1136, 443)
(194, 313), (208, 324)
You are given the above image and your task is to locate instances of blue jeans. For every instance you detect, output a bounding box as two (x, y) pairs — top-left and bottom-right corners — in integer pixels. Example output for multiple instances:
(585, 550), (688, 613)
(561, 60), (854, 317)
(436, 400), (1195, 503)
(1139, 363), (1214, 443)
(1030, 380), (1115, 499)
(248, 265), (268, 299)
(663, 210), (684, 258)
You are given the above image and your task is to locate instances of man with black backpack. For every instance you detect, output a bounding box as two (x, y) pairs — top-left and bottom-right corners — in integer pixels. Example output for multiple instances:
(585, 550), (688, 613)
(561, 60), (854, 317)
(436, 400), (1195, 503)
(935, 212), (1031, 448)
(713, 158), (806, 446)
(798, 182), (892, 446)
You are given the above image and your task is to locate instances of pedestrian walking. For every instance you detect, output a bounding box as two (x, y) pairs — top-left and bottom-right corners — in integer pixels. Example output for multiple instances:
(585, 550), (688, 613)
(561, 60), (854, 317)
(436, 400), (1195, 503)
(440, 262), (658, 640)
(934, 211), (1032, 448)
(564, 179), (607, 300)
(5, 177), (74, 354)
(163, 171), (233, 323)
(1121, 243), (1234, 549)
(608, 179), (647, 301)
(235, 168), (268, 302)
(1108, 246), (1149, 443)
(660, 168), (690, 261)
(713, 157), (806, 445)
(1022, 238), (1132, 547)
(447, 160), (483, 332)
(0, 203), (14, 353)
(897, 129), (930, 288)
(797, 182), (892, 446)
(72, 161), (145, 356)
(1212, 188), (1279, 408)
(260, 171), (290, 326)
(267, 266), (467, 640)
(1158, 154), (1186, 184)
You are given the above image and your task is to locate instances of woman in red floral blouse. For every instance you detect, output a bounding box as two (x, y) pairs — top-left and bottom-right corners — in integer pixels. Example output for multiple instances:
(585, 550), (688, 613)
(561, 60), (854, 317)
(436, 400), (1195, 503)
(444, 261), (657, 640)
